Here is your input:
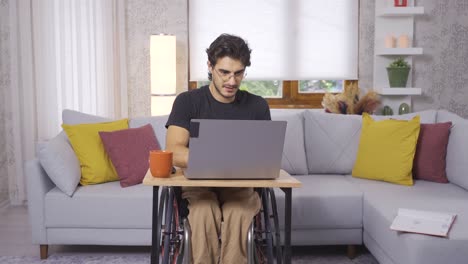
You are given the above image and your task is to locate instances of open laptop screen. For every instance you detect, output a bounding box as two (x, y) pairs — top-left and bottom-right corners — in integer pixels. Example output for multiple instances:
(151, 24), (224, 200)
(185, 119), (286, 180)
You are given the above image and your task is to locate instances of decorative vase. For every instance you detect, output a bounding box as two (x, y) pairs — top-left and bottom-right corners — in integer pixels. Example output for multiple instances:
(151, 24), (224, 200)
(394, 0), (408, 7)
(382, 105), (393, 116)
(386, 67), (410, 88)
(399, 103), (410, 115)
(398, 34), (410, 48)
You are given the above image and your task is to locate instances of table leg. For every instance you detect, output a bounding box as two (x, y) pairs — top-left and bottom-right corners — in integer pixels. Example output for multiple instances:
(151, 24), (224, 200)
(151, 186), (159, 264)
(281, 187), (292, 264)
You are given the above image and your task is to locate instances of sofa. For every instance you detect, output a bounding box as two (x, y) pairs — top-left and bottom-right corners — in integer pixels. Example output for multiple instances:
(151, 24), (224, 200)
(26, 108), (468, 264)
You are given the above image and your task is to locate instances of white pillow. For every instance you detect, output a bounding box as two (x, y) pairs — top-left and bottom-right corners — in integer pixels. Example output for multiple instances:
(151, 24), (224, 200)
(372, 109), (437, 123)
(39, 109), (113, 196)
(38, 132), (81, 196)
(304, 111), (362, 174)
(437, 109), (468, 190)
(271, 112), (309, 175)
(62, 109), (111, 125)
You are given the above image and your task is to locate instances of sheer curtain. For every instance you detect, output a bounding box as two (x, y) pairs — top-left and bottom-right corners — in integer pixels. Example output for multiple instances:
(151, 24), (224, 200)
(6, 0), (127, 205)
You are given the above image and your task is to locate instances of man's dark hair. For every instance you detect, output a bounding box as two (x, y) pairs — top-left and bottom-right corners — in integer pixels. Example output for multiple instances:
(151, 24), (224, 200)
(206, 34), (252, 81)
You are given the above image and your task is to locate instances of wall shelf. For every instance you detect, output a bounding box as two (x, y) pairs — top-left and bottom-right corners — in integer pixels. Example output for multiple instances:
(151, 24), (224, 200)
(378, 7), (424, 16)
(373, 1), (424, 114)
(375, 88), (422, 95)
(376, 48), (423, 55)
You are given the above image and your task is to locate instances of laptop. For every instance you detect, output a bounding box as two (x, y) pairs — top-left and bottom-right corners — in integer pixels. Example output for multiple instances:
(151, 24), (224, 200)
(184, 119), (287, 180)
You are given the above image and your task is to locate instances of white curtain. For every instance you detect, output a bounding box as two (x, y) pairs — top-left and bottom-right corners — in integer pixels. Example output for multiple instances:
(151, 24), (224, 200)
(5, 0), (127, 205)
(189, 0), (358, 81)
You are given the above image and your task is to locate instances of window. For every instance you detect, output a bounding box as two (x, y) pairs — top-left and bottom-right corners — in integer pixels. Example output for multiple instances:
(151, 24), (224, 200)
(299, 80), (344, 94)
(190, 80), (357, 108)
(189, 0), (358, 108)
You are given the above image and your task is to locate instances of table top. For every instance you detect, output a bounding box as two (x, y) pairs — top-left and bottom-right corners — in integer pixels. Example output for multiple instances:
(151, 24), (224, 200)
(143, 169), (302, 188)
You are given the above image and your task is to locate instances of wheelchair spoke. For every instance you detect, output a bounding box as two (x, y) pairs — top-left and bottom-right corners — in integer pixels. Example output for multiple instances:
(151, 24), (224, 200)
(269, 188), (282, 264)
(159, 187), (188, 264)
(261, 188), (275, 263)
(157, 187), (168, 262)
(162, 188), (174, 264)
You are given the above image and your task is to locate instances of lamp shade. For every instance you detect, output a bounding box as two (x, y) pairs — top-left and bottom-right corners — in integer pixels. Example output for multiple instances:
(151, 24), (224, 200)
(151, 96), (176, 116)
(150, 35), (176, 95)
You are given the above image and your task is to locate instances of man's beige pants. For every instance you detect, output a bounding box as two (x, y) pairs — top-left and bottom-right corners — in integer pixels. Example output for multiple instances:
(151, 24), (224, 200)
(182, 187), (261, 264)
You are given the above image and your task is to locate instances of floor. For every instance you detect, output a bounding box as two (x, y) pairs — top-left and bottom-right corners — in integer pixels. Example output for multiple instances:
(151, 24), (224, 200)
(0, 205), (158, 257)
(0, 205), (378, 263)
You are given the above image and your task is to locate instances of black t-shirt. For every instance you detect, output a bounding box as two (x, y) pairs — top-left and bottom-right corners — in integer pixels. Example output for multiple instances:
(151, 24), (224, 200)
(166, 85), (271, 131)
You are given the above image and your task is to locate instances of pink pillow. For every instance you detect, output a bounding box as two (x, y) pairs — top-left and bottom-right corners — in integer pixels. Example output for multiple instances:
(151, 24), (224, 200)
(413, 122), (452, 183)
(99, 124), (160, 187)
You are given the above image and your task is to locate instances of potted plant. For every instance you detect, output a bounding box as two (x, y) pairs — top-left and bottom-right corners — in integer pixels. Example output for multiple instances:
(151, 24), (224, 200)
(386, 57), (411, 88)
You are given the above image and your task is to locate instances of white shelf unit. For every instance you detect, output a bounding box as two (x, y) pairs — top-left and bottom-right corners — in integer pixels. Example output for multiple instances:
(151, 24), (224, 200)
(375, 88), (422, 95)
(376, 48), (423, 55)
(373, 0), (424, 114)
(378, 7), (424, 16)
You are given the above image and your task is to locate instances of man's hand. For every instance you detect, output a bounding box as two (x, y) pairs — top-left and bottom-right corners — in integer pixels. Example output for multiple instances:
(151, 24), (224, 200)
(166, 125), (190, 168)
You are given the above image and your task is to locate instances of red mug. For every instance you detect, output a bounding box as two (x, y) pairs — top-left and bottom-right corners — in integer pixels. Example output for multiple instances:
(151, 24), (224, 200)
(149, 150), (173, 178)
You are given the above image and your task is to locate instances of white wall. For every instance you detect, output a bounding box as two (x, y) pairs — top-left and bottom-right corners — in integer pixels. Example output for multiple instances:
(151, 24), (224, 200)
(359, 0), (468, 117)
(0, 0), (11, 206)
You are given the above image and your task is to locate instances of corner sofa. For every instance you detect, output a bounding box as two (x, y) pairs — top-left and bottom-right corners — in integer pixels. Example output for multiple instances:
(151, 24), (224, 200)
(26, 109), (468, 264)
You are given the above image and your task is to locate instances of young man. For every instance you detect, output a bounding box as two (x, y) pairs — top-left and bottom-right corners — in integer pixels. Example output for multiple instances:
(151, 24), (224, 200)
(165, 34), (271, 264)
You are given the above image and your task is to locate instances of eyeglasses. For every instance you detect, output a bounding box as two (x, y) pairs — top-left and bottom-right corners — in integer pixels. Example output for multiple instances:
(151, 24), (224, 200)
(213, 67), (247, 81)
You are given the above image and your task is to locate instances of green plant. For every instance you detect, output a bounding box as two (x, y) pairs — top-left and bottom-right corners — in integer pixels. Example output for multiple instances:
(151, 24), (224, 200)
(388, 57), (410, 68)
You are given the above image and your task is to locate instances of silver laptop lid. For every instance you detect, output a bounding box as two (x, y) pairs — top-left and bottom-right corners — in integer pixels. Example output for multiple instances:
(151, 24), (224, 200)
(185, 119), (287, 180)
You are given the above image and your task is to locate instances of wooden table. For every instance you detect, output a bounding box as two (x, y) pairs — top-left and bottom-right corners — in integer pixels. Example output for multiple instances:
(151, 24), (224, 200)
(143, 169), (302, 264)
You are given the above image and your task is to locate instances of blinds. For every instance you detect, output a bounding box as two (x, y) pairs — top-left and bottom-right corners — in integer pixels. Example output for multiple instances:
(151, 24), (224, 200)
(189, 0), (358, 81)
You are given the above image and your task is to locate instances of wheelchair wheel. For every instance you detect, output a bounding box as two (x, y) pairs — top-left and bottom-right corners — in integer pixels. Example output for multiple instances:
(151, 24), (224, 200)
(268, 188), (282, 264)
(159, 187), (184, 264)
(155, 187), (167, 262)
(249, 188), (282, 264)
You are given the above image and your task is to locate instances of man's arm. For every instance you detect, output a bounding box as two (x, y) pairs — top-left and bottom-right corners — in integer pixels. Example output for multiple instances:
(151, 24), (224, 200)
(166, 125), (190, 168)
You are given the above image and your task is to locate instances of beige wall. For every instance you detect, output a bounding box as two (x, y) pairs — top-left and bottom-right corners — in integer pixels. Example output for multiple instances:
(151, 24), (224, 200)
(0, 0), (10, 206)
(359, 0), (468, 117)
(125, 0), (188, 118)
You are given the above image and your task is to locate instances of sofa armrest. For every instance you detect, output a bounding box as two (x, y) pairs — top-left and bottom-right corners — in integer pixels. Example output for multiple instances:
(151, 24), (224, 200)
(25, 159), (55, 244)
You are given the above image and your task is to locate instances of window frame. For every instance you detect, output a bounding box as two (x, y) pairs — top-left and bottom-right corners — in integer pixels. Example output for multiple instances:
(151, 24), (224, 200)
(189, 80), (358, 109)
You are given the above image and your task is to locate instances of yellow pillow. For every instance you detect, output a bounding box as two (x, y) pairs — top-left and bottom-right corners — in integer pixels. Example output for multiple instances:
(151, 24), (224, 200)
(352, 114), (420, 186)
(62, 119), (128, 185)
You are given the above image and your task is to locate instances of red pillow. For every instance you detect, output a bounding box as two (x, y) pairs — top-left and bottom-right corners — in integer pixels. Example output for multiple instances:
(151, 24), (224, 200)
(413, 122), (452, 183)
(99, 124), (160, 187)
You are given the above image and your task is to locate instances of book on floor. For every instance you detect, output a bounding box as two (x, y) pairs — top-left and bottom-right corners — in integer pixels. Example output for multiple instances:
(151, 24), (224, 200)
(390, 208), (457, 237)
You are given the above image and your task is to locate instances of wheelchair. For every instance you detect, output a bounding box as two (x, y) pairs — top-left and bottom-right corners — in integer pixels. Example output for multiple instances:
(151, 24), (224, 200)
(154, 186), (283, 264)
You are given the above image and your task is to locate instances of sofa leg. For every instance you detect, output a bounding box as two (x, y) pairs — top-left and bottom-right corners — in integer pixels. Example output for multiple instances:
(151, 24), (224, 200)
(347, 244), (357, 259)
(40, 245), (48, 259)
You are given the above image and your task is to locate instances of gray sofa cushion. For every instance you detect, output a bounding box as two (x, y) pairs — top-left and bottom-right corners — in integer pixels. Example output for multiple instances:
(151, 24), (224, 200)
(436, 110), (468, 191)
(38, 132), (81, 196)
(372, 109), (437, 123)
(302, 110), (437, 175)
(129, 115), (169, 150)
(45, 182), (153, 228)
(274, 174), (363, 229)
(271, 112), (308, 175)
(347, 175), (468, 264)
(62, 109), (111, 125)
(436, 109), (465, 123)
(304, 111), (362, 174)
